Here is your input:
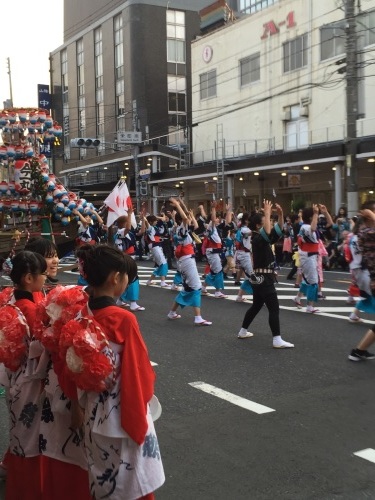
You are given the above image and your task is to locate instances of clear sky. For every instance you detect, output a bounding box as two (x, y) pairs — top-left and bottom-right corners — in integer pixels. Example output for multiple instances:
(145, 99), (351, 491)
(0, 0), (64, 109)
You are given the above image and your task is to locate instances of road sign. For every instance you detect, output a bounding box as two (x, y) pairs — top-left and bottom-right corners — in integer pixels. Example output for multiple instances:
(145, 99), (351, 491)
(117, 130), (142, 144)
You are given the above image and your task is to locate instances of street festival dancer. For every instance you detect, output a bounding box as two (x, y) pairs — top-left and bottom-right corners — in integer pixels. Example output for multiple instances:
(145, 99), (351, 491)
(167, 197), (212, 326)
(237, 200), (294, 348)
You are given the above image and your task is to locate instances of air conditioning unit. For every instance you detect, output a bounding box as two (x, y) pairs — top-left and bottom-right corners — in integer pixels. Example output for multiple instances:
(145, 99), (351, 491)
(300, 106), (309, 117)
(281, 110), (291, 121)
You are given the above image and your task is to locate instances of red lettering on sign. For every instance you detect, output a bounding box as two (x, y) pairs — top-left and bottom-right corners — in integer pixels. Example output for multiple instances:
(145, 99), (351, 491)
(261, 11), (295, 39)
(286, 11), (296, 28)
(261, 21), (279, 40)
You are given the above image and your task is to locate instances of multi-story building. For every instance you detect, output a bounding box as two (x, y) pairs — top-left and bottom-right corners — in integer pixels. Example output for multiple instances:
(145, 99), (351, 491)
(50, 0), (218, 203)
(151, 0), (375, 215)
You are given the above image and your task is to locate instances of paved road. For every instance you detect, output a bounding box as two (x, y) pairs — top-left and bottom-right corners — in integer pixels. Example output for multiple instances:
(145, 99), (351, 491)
(1, 260), (374, 499)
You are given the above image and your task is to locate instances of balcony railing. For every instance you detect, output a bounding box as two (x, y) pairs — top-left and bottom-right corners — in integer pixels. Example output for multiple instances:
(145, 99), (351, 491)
(184, 117), (375, 168)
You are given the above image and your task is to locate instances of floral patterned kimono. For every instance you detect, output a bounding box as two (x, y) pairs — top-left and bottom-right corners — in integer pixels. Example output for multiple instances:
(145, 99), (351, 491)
(77, 298), (165, 500)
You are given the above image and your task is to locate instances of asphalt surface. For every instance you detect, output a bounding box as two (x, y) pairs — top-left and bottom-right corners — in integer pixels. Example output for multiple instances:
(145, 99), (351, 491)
(1, 258), (374, 499)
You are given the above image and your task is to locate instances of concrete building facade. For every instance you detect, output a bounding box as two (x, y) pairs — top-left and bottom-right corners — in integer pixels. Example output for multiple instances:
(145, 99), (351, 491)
(50, 0), (214, 201)
(150, 0), (375, 215)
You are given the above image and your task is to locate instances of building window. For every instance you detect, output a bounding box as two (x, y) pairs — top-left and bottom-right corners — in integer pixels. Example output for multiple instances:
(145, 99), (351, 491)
(95, 28), (103, 88)
(283, 34), (308, 72)
(114, 14), (124, 79)
(61, 49), (69, 159)
(240, 53), (260, 86)
(239, 0), (278, 15)
(200, 70), (216, 100)
(94, 28), (104, 149)
(167, 10), (185, 63)
(168, 76), (186, 113)
(363, 9), (375, 46)
(320, 23), (345, 61)
(114, 14), (125, 132)
(285, 105), (309, 150)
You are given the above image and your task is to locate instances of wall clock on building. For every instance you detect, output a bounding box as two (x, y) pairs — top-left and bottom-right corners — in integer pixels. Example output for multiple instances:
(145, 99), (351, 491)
(202, 45), (213, 63)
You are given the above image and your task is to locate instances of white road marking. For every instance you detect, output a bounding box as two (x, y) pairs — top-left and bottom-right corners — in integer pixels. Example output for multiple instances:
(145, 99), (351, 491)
(64, 268), (370, 323)
(150, 361), (158, 367)
(353, 449), (375, 464)
(189, 382), (275, 414)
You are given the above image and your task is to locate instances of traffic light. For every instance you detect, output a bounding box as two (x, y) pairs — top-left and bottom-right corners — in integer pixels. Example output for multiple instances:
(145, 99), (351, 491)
(70, 138), (101, 148)
(139, 180), (148, 196)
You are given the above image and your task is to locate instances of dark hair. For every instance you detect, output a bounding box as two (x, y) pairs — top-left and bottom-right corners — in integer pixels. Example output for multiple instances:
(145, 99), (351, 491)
(116, 215), (128, 227)
(352, 218), (363, 235)
(241, 213), (250, 225)
(249, 213), (264, 231)
(174, 212), (183, 225)
(302, 207), (314, 224)
(10, 250), (47, 285)
(361, 200), (375, 211)
(24, 237), (58, 258)
(76, 244), (137, 286)
(146, 215), (157, 225)
(337, 206), (348, 218)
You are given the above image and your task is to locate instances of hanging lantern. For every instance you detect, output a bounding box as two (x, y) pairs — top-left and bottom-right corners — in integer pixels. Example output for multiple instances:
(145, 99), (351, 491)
(18, 109), (27, 123)
(14, 160), (32, 194)
(76, 203), (84, 213)
(8, 112), (17, 124)
(19, 200), (27, 211)
(55, 202), (65, 213)
(0, 181), (8, 193)
(0, 200), (4, 212)
(43, 131), (54, 142)
(24, 145), (34, 158)
(53, 125), (63, 137)
(29, 201), (39, 213)
(61, 194), (69, 205)
(29, 112), (38, 124)
(45, 193), (54, 204)
(45, 114), (53, 128)
(56, 184), (67, 196)
(11, 200), (19, 212)
(47, 180), (55, 191)
(38, 110), (46, 123)
(61, 216), (69, 226)
(15, 146), (24, 159)
(6, 146), (15, 158)
(7, 182), (15, 194)
(53, 188), (63, 198)
(0, 113), (8, 127)
(0, 146), (8, 159)
(27, 123), (35, 134)
(35, 122), (43, 133)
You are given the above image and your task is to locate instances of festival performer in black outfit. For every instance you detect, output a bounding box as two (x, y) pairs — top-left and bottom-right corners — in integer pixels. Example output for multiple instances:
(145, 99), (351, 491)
(237, 199), (295, 348)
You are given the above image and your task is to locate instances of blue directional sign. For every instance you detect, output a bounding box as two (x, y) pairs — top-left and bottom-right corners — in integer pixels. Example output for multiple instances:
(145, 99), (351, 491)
(37, 84), (51, 110)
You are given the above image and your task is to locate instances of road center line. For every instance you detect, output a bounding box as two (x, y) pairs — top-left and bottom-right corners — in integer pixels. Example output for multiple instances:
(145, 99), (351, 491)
(189, 381), (275, 414)
(353, 449), (375, 464)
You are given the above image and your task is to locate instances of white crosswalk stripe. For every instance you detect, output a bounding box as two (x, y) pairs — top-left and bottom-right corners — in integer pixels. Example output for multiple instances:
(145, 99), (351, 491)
(64, 265), (372, 324)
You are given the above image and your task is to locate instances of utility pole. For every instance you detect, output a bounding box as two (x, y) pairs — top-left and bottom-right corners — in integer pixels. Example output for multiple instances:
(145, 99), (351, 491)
(345, 0), (358, 216)
(132, 99), (141, 213)
(6, 57), (13, 107)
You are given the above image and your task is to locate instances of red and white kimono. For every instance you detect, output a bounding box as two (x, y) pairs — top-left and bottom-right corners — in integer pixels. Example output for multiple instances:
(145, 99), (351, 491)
(79, 298), (165, 500)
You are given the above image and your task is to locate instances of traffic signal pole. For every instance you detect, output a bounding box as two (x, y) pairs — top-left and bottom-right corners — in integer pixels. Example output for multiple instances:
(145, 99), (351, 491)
(345, 0), (359, 216)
